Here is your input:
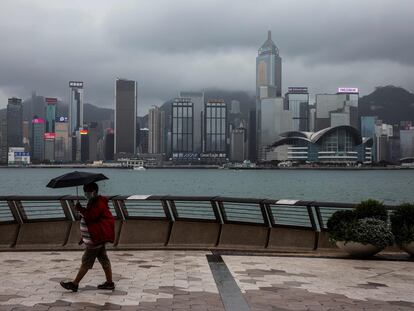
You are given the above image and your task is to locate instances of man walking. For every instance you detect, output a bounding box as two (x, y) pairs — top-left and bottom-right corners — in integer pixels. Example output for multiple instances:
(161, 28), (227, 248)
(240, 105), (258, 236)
(60, 182), (115, 292)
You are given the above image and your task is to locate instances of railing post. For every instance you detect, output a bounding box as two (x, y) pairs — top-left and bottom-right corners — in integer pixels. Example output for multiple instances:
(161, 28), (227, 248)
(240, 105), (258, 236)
(60, 199), (75, 221)
(7, 200), (23, 224)
(217, 200), (227, 223)
(261, 202), (273, 248)
(112, 198), (127, 221)
(163, 199), (175, 246)
(306, 204), (320, 250)
(211, 198), (224, 247)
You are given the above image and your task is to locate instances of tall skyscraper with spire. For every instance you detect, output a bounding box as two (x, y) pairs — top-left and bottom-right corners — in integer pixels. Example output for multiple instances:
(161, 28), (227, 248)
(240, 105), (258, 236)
(256, 31), (285, 161)
(256, 30), (282, 99)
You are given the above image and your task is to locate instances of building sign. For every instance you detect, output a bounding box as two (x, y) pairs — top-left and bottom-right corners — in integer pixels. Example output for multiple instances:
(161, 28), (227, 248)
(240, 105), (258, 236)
(69, 81), (84, 88)
(172, 153), (199, 159)
(45, 97), (58, 103)
(32, 118), (45, 124)
(80, 129), (88, 135)
(56, 116), (68, 122)
(288, 87), (308, 94)
(44, 133), (56, 140)
(337, 87), (359, 93)
(14, 152), (30, 157)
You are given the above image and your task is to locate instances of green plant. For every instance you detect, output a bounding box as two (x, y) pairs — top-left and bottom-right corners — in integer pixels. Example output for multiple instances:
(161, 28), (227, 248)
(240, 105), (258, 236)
(390, 203), (414, 245)
(354, 199), (388, 222)
(327, 210), (356, 242)
(347, 218), (394, 249)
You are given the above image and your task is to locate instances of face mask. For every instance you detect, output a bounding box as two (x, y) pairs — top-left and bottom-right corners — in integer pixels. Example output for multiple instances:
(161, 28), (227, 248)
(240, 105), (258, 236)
(84, 192), (95, 200)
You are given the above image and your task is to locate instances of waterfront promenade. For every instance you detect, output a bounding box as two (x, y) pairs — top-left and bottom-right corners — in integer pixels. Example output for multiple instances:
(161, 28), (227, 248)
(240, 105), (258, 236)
(0, 250), (413, 311)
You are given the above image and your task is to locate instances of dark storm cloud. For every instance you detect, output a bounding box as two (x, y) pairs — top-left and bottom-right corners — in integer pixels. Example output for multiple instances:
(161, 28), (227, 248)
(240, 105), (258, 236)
(0, 0), (413, 112)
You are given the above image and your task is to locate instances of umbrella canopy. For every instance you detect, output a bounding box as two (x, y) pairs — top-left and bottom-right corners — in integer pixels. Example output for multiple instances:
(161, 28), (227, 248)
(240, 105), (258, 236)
(46, 171), (108, 188)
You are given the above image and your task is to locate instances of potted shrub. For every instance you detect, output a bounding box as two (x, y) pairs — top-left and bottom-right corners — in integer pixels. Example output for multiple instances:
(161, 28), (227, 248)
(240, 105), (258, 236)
(391, 203), (414, 256)
(327, 200), (394, 258)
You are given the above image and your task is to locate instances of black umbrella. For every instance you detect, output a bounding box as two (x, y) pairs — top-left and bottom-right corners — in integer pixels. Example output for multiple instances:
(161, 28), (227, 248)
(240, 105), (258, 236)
(46, 171), (108, 198)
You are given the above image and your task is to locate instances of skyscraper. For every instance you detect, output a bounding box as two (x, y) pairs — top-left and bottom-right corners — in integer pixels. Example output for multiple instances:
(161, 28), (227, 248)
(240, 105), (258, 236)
(179, 91), (204, 154)
(148, 106), (165, 155)
(248, 110), (257, 162)
(29, 91), (45, 120)
(69, 81), (84, 134)
(45, 98), (57, 133)
(104, 128), (114, 161)
(55, 120), (70, 162)
(115, 78), (137, 158)
(256, 31), (282, 161)
(230, 126), (247, 163)
(7, 97), (23, 149)
(31, 118), (45, 162)
(171, 98), (194, 161)
(88, 122), (98, 162)
(0, 110), (7, 163)
(285, 87), (309, 131)
(256, 31), (282, 99)
(315, 88), (359, 131)
(203, 99), (227, 162)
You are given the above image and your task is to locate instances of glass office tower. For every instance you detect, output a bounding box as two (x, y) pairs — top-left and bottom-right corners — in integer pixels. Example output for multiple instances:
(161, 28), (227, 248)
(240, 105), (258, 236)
(204, 100), (227, 154)
(171, 98), (194, 161)
(45, 98), (57, 133)
(69, 81), (84, 134)
(7, 97), (23, 148)
(115, 79), (137, 158)
(286, 87), (309, 131)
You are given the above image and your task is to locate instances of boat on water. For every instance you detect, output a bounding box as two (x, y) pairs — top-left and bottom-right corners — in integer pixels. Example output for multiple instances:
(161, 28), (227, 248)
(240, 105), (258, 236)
(133, 166), (146, 171)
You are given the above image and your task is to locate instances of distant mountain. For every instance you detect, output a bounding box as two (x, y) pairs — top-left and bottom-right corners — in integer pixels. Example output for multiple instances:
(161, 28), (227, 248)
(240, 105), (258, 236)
(359, 85), (414, 124)
(56, 103), (114, 123)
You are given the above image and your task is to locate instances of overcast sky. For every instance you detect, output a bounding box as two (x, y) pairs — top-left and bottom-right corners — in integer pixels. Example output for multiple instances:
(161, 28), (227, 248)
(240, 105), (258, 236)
(0, 0), (413, 115)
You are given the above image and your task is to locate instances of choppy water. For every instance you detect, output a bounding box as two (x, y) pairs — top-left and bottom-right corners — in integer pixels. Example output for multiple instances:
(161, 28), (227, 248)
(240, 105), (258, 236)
(0, 168), (413, 204)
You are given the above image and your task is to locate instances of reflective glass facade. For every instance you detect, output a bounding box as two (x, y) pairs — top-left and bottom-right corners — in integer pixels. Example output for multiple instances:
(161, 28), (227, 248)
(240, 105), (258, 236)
(45, 103), (56, 133)
(69, 83), (84, 134)
(7, 98), (23, 148)
(256, 31), (282, 98)
(204, 100), (227, 153)
(286, 92), (309, 131)
(172, 98), (194, 156)
(115, 79), (137, 157)
(179, 92), (204, 153)
(272, 126), (372, 164)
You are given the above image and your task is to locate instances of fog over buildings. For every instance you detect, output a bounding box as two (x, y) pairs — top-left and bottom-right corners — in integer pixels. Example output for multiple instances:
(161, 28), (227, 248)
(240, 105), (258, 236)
(0, 0), (414, 113)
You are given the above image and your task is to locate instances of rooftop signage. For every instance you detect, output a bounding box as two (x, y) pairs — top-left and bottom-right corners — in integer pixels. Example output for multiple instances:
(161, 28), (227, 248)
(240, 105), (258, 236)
(337, 87), (359, 93)
(32, 118), (45, 124)
(44, 133), (56, 140)
(56, 116), (68, 123)
(69, 81), (83, 88)
(45, 97), (58, 103)
(288, 87), (308, 94)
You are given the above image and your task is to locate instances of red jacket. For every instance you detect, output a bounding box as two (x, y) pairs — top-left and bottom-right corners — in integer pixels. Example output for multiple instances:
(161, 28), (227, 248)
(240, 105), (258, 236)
(80, 195), (115, 245)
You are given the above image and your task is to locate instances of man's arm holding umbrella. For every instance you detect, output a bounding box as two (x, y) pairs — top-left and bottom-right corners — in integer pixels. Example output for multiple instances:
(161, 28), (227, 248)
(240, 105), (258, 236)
(75, 201), (103, 223)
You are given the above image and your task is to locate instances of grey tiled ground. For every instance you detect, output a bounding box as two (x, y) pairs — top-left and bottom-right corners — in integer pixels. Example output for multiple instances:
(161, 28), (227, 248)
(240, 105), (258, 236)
(0, 251), (413, 310)
(224, 255), (414, 311)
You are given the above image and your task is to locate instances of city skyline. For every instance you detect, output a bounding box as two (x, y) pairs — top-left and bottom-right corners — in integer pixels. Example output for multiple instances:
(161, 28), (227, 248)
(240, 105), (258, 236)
(0, 1), (414, 113)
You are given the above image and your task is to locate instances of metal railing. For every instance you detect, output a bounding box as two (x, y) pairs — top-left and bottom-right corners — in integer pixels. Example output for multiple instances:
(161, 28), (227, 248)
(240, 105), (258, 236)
(0, 195), (398, 250)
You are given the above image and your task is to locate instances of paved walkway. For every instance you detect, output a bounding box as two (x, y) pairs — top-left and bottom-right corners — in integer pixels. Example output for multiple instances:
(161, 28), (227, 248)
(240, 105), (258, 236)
(0, 251), (413, 310)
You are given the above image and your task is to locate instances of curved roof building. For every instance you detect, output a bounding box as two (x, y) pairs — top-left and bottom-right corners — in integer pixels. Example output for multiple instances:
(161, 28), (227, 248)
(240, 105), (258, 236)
(270, 126), (373, 164)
